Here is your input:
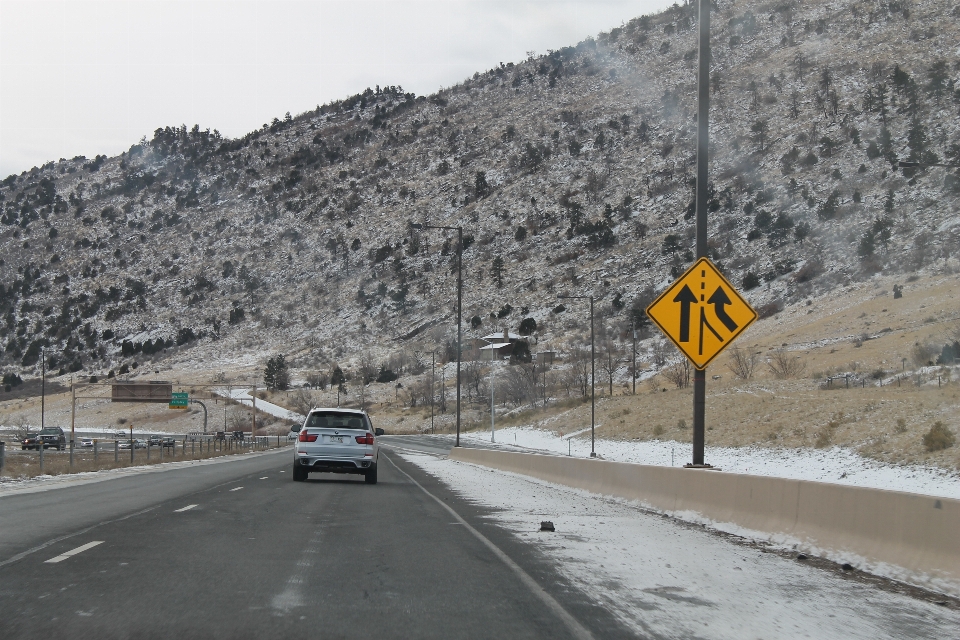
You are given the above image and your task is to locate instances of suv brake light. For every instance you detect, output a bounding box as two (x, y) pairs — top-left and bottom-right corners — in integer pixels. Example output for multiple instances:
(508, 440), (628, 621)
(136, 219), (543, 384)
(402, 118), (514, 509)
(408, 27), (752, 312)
(355, 433), (374, 445)
(298, 431), (318, 442)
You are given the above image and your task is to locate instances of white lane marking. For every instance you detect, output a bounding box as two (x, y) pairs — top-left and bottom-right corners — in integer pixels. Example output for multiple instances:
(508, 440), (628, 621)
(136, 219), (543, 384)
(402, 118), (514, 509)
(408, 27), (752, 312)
(230, 486), (244, 492)
(383, 454), (596, 640)
(44, 541), (104, 564)
(259, 477), (268, 480)
(174, 504), (198, 512)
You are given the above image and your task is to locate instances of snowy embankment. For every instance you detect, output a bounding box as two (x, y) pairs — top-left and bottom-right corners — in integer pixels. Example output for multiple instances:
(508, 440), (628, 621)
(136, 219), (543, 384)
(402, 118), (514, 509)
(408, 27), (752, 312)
(217, 388), (303, 424)
(456, 427), (960, 500)
(397, 451), (960, 638)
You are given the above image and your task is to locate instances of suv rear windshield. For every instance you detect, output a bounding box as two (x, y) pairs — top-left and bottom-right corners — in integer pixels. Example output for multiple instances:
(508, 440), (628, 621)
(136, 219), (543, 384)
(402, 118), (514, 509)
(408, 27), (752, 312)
(304, 412), (370, 431)
(39, 428), (62, 435)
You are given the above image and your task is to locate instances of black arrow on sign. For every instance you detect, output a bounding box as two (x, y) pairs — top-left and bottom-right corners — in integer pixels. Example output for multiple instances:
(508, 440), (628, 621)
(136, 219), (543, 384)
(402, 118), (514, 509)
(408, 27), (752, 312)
(673, 285), (697, 342)
(707, 286), (739, 332)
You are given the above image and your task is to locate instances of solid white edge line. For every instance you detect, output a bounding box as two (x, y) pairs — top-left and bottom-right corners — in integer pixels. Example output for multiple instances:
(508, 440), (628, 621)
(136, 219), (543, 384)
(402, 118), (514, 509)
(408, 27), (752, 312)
(229, 486), (243, 491)
(382, 453), (595, 640)
(44, 540), (104, 564)
(174, 504), (198, 512)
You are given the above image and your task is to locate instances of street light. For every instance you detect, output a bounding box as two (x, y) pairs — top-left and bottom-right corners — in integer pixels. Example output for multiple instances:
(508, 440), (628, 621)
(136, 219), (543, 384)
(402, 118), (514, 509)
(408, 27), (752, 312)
(558, 294), (596, 457)
(410, 222), (463, 447)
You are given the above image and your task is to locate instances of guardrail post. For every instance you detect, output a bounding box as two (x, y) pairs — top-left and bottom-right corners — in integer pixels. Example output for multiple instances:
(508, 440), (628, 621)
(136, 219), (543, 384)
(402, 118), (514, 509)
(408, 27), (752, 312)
(0, 441), (5, 474)
(39, 441), (44, 474)
(114, 440), (118, 463)
(94, 440), (98, 461)
(147, 442), (151, 461)
(70, 439), (74, 467)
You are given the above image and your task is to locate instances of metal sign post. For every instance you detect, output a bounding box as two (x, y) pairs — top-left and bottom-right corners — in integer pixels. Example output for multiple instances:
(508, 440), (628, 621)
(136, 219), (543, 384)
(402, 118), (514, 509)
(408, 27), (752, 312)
(646, 0), (757, 468)
(693, 0), (711, 467)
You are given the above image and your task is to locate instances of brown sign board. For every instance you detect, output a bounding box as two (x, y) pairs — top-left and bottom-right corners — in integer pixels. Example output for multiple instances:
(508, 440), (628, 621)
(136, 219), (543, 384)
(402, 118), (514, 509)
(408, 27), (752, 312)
(111, 382), (173, 403)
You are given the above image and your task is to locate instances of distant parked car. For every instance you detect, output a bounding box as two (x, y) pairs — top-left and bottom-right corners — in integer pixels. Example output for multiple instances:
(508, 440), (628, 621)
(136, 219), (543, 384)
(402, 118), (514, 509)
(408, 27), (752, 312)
(21, 433), (40, 450)
(134, 439), (148, 449)
(79, 438), (95, 448)
(162, 437), (176, 448)
(118, 440), (133, 450)
(147, 435), (163, 447)
(115, 430), (128, 438)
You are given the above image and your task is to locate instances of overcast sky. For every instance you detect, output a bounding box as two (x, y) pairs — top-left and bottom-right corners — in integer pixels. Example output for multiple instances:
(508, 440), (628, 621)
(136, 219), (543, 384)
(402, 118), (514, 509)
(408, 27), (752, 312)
(0, 0), (673, 177)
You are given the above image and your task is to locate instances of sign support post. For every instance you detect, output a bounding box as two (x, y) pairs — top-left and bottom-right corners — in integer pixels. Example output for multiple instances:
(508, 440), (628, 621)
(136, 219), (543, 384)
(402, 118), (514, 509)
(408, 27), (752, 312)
(693, 0), (711, 467)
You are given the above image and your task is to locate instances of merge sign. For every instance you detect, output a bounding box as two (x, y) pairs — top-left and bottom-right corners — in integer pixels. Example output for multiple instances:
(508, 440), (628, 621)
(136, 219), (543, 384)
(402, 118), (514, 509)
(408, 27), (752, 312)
(646, 257), (757, 369)
(169, 392), (189, 410)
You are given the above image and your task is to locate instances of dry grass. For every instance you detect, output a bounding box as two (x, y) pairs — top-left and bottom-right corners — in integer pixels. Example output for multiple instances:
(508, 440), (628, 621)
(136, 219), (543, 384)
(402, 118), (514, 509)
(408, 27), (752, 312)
(1, 440), (287, 480)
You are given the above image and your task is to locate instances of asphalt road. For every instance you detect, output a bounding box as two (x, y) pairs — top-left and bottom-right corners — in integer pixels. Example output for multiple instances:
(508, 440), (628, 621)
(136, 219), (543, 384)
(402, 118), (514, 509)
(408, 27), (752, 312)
(0, 442), (628, 639)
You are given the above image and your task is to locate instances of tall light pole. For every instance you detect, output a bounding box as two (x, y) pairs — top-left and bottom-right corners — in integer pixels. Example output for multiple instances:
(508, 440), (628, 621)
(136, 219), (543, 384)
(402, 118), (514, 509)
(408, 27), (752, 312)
(558, 294), (595, 457)
(40, 347), (45, 432)
(632, 319), (637, 395)
(411, 223), (463, 447)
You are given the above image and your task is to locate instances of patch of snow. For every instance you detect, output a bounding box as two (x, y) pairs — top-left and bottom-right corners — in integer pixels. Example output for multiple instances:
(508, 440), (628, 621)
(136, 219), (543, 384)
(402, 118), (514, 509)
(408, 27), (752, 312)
(398, 452), (960, 638)
(216, 388), (303, 423)
(452, 427), (960, 500)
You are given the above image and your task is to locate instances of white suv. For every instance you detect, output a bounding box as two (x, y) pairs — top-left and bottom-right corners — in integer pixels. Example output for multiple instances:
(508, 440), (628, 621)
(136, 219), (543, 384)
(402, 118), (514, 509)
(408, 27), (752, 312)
(293, 408), (382, 484)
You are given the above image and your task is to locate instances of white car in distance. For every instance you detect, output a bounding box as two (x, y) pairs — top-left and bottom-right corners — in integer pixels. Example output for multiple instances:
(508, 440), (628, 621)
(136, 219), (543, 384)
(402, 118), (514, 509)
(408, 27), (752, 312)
(293, 408), (382, 484)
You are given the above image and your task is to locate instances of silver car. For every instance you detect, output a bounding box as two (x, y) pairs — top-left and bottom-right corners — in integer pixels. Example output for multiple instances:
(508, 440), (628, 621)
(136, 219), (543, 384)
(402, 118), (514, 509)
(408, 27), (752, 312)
(293, 408), (381, 484)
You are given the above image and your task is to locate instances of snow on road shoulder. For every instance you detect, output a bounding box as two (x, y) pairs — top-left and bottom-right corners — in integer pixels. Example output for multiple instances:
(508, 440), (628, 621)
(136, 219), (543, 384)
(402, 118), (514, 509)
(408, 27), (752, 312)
(398, 451), (960, 639)
(456, 427), (960, 500)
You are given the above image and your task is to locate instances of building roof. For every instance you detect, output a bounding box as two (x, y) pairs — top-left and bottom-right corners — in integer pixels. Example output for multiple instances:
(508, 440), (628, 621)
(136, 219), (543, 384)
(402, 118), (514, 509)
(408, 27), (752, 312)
(480, 331), (522, 341)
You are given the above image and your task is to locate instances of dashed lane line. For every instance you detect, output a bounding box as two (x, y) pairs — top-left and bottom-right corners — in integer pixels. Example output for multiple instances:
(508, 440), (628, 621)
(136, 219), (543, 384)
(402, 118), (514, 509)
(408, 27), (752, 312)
(229, 487), (244, 492)
(44, 541), (104, 564)
(174, 504), (198, 512)
(259, 477), (269, 480)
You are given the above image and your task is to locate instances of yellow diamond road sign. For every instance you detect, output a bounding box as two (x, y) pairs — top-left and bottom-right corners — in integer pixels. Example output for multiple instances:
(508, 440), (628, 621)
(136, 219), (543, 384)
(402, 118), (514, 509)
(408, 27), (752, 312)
(646, 257), (757, 370)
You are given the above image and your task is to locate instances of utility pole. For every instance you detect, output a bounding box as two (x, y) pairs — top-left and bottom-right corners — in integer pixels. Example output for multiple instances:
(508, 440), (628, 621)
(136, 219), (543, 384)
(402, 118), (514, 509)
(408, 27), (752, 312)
(632, 319), (637, 395)
(41, 348), (46, 432)
(692, 0), (712, 467)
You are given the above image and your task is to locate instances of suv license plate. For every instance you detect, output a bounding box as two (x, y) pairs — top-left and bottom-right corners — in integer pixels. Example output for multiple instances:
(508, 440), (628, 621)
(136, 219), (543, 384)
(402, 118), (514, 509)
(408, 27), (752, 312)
(329, 436), (345, 443)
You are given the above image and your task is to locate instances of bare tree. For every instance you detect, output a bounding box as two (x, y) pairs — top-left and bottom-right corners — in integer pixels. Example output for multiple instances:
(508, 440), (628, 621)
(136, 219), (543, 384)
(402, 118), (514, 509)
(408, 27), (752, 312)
(567, 344), (590, 396)
(290, 388), (317, 416)
(767, 348), (806, 379)
(651, 337), (669, 368)
(306, 371), (329, 390)
(228, 406), (250, 432)
(463, 358), (483, 401)
(662, 357), (691, 388)
(13, 414), (31, 441)
(726, 346), (758, 379)
(598, 340), (624, 395)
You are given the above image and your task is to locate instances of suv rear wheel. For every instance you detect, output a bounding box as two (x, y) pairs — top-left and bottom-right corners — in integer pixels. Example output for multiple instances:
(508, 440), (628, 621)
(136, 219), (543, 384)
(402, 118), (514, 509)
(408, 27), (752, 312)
(293, 464), (308, 482)
(364, 464), (378, 485)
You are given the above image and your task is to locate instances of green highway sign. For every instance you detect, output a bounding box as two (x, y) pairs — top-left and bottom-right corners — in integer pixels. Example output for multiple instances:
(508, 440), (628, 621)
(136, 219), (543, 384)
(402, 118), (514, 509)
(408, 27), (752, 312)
(169, 392), (189, 410)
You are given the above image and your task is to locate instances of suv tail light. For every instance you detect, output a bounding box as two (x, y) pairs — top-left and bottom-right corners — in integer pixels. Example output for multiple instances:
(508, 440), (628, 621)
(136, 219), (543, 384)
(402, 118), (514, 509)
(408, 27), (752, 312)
(355, 433), (374, 445)
(298, 431), (318, 442)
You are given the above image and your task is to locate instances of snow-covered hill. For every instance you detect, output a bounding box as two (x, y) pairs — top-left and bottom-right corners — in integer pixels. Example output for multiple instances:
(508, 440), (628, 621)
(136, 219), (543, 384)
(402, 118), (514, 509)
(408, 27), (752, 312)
(1, 0), (958, 382)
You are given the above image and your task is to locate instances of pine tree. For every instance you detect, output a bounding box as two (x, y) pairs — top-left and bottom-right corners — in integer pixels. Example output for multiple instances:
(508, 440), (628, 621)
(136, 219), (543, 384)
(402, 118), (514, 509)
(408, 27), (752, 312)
(491, 255), (505, 288)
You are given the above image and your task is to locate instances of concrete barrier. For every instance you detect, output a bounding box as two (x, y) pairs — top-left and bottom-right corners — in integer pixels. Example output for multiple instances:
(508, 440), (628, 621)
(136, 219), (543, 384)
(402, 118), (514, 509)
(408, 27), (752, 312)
(449, 447), (960, 595)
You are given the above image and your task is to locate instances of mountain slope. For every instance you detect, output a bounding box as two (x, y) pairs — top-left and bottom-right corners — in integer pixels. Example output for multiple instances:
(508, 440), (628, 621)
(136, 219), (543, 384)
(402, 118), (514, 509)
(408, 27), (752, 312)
(1, 0), (958, 381)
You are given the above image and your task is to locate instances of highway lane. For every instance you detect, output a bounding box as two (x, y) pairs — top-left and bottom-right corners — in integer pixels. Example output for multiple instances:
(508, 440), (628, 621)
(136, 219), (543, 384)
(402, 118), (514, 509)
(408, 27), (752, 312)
(0, 444), (628, 639)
